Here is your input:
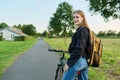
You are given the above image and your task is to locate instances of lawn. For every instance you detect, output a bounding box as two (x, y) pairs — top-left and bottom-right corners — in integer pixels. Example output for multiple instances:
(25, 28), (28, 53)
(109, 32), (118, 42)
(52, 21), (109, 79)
(0, 39), (37, 77)
(45, 38), (120, 80)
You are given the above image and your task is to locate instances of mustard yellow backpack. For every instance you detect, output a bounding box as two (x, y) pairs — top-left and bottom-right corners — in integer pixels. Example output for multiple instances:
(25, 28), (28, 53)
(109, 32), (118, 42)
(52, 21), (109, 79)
(87, 30), (103, 67)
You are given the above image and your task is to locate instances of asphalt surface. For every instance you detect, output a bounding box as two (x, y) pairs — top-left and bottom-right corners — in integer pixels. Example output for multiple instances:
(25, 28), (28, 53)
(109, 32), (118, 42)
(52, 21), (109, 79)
(0, 39), (59, 80)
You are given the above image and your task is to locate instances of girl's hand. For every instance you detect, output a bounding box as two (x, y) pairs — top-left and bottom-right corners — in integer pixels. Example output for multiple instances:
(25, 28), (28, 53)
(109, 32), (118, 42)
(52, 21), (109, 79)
(64, 64), (69, 72)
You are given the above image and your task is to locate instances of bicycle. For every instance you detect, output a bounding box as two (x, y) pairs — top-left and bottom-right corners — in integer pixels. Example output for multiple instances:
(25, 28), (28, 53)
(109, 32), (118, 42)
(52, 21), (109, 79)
(48, 48), (80, 80)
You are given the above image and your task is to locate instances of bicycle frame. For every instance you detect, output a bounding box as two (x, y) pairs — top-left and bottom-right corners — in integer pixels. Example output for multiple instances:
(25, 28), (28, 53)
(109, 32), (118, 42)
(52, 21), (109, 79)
(48, 48), (67, 68)
(48, 48), (80, 80)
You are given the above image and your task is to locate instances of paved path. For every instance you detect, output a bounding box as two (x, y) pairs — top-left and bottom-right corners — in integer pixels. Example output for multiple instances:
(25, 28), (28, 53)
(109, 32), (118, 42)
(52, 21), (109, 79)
(0, 39), (59, 80)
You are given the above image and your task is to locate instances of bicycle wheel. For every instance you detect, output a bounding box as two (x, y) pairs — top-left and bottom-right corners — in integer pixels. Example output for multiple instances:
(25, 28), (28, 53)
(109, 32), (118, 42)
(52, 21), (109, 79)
(55, 65), (63, 80)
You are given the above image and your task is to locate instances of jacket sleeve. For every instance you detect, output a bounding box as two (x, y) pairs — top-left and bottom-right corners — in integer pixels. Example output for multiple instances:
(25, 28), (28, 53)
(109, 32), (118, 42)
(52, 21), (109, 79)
(67, 28), (89, 67)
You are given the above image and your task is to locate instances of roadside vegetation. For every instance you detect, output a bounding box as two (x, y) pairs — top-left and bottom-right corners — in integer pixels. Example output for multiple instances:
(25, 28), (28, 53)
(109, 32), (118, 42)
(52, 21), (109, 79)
(0, 39), (37, 77)
(45, 38), (120, 80)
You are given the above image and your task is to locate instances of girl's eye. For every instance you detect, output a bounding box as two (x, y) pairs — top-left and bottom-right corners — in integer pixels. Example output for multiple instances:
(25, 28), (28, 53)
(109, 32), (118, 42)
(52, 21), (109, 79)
(73, 16), (79, 19)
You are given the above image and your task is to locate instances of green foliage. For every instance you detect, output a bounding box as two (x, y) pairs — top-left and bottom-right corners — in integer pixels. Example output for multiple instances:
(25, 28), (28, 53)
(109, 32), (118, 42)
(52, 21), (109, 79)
(42, 30), (48, 37)
(13, 24), (22, 30)
(97, 30), (120, 37)
(48, 31), (54, 38)
(13, 24), (37, 36)
(87, 0), (120, 20)
(107, 30), (116, 36)
(14, 36), (34, 41)
(22, 24), (36, 36)
(68, 30), (74, 37)
(49, 15), (62, 34)
(117, 32), (120, 36)
(0, 22), (8, 29)
(48, 2), (74, 37)
(14, 36), (25, 41)
(35, 32), (41, 37)
(0, 35), (2, 41)
(97, 31), (106, 37)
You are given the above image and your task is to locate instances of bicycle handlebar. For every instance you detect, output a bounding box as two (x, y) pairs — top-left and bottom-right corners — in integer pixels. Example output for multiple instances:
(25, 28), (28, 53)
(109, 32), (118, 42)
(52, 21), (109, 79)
(48, 48), (68, 53)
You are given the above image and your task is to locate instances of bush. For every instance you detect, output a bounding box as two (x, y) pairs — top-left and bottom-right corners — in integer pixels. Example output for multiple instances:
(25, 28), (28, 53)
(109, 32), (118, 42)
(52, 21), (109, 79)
(25, 36), (35, 40)
(0, 35), (3, 41)
(14, 36), (25, 41)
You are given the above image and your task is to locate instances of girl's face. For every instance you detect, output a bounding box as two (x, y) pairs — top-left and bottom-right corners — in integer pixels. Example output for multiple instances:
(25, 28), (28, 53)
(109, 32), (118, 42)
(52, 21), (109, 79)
(73, 13), (83, 26)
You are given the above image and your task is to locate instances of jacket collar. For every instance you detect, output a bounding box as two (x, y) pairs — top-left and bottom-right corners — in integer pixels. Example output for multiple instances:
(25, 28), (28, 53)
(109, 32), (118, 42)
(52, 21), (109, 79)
(76, 26), (83, 31)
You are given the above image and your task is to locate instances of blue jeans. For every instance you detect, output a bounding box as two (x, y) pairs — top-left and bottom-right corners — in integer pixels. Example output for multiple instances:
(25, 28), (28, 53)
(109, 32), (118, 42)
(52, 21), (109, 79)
(62, 57), (88, 80)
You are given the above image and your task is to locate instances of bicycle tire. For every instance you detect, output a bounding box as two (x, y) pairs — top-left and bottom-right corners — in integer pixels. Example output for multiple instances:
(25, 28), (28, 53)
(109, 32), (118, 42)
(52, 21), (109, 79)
(55, 66), (63, 80)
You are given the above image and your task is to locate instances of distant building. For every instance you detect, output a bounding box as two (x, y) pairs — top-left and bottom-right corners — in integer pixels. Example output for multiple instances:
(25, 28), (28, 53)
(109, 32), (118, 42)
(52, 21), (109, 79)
(0, 27), (28, 41)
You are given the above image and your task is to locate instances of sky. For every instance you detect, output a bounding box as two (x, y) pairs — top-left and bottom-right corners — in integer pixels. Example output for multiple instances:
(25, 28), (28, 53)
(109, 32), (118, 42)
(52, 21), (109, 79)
(0, 0), (120, 33)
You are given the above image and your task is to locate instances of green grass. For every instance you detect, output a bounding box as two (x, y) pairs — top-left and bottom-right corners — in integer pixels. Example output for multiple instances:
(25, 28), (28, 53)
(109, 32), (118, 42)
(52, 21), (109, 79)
(0, 39), (37, 76)
(45, 38), (120, 80)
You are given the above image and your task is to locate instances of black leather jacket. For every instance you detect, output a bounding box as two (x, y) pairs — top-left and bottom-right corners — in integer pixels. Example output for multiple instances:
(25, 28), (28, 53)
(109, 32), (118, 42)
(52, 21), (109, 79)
(67, 27), (89, 67)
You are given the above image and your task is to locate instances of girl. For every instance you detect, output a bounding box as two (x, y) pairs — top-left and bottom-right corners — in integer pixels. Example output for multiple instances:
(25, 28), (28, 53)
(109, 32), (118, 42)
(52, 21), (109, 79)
(62, 10), (90, 80)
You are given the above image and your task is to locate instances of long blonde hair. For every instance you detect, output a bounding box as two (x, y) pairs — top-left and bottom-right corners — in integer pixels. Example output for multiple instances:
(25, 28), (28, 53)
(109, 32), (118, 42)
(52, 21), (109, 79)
(73, 10), (90, 30)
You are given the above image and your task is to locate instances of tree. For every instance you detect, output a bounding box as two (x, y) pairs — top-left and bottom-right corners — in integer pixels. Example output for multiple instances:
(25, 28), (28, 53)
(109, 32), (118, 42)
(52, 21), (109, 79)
(87, 0), (120, 20)
(22, 24), (36, 36)
(49, 16), (62, 36)
(36, 32), (41, 37)
(42, 30), (48, 37)
(13, 24), (22, 30)
(0, 22), (8, 29)
(67, 29), (74, 37)
(97, 31), (106, 36)
(117, 32), (120, 36)
(106, 30), (116, 36)
(47, 28), (54, 38)
(48, 2), (74, 37)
